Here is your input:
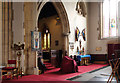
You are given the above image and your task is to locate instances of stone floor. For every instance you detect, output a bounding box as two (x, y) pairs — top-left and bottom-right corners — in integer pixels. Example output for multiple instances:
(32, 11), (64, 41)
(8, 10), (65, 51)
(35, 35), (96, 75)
(67, 66), (118, 83)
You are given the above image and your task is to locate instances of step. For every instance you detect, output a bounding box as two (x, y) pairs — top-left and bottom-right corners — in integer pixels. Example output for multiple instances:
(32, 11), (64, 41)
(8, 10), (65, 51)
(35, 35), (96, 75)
(46, 67), (55, 70)
(93, 61), (107, 64)
(43, 62), (56, 71)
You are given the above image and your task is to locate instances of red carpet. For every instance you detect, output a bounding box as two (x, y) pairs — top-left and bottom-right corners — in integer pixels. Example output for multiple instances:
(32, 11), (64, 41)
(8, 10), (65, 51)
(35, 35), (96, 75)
(43, 64), (108, 80)
(2, 64), (108, 83)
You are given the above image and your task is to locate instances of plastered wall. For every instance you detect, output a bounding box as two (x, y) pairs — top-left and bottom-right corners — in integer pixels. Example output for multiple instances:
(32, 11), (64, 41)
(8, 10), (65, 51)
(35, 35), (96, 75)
(63, 2), (88, 55)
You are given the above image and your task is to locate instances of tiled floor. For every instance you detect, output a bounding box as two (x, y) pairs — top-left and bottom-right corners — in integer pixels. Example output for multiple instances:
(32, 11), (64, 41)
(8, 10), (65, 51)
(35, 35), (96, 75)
(68, 66), (117, 83)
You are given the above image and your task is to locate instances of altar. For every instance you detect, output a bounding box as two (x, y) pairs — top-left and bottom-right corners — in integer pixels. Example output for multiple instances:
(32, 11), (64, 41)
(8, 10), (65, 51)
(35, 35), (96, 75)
(77, 55), (91, 66)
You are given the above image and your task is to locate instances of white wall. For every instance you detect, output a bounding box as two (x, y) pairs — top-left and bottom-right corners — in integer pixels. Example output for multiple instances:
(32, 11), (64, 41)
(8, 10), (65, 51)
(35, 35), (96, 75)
(62, 2), (118, 55)
(63, 2), (88, 55)
(88, 2), (118, 54)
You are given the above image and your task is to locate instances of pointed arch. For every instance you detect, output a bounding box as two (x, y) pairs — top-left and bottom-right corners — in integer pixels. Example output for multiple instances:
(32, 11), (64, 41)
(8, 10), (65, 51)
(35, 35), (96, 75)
(37, 1), (70, 35)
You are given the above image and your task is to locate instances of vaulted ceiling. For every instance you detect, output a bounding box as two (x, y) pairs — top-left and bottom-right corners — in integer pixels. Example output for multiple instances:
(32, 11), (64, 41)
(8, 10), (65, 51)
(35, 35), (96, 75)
(38, 2), (58, 20)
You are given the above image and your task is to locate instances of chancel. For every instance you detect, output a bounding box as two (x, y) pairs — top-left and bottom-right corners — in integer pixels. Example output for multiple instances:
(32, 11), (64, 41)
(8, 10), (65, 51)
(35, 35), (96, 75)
(1, 0), (120, 83)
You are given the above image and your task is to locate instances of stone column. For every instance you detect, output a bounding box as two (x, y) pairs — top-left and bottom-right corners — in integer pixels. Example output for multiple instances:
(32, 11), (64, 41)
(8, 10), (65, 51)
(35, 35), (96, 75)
(63, 35), (69, 56)
(8, 2), (12, 60)
(2, 2), (5, 65)
(2, 2), (12, 66)
(0, 2), (2, 66)
(4, 2), (9, 65)
(24, 2), (37, 75)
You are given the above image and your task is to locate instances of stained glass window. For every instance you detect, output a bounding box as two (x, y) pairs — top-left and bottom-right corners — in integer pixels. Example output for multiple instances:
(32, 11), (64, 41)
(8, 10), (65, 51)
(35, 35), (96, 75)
(101, 0), (118, 38)
(44, 34), (46, 49)
(43, 31), (50, 49)
(48, 33), (50, 49)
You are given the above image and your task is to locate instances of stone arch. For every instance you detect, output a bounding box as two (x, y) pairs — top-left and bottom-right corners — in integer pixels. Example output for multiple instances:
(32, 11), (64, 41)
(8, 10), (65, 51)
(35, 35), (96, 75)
(37, 1), (70, 54)
(37, 1), (70, 35)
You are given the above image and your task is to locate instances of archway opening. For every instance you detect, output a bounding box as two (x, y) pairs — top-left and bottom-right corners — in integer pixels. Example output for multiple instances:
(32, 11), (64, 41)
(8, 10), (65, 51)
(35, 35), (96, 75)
(38, 2), (63, 68)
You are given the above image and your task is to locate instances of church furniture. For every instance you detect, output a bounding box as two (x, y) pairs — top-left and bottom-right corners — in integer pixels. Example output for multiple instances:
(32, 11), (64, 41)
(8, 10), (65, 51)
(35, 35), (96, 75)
(107, 58), (120, 83)
(108, 44), (120, 61)
(73, 55), (80, 66)
(2, 60), (18, 79)
(43, 51), (51, 61)
(90, 54), (107, 64)
(50, 50), (62, 67)
(0, 66), (5, 79)
(77, 55), (91, 66)
(12, 42), (24, 74)
(38, 57), (46, 74)
(70, 55), (72, 59)
(60, 56), (78, 73)
(51, 50), (58, 67)
(56, 50), (62, 67)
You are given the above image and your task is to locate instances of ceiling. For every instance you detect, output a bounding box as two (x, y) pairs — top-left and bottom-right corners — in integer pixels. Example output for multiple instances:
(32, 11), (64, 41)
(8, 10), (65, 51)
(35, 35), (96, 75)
(38, 2), (58, 20)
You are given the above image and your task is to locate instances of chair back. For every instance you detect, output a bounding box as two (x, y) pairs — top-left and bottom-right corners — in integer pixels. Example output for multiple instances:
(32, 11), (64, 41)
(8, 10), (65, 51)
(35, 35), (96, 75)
(109, 58), (120, 79)
(74, 55), (78, 61)
(8, 60), (16, 64)
(109, 59), (120, 69)
(70, 55), (72, 59)
(8, 60), (17, 67)
(109, 59), (115, 69)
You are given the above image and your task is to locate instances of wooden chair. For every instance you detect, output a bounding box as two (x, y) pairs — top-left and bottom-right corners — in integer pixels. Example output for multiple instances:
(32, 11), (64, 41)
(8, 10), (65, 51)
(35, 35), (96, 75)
(2, 60), (18, 79)
(70, 55), (72, 59)
(107, 58), (120, 83)
(74, 55), (80, 66)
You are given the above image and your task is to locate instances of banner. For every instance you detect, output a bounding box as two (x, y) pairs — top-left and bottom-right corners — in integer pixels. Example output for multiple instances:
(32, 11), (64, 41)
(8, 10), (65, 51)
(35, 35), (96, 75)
(31, 31), (41, 51)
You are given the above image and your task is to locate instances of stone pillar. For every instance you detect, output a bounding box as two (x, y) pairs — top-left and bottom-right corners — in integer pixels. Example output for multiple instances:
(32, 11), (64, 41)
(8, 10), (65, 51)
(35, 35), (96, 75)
(2, 2), (5, 65)
(24, 2), (37, 75)
(0, 2), (2, 66)
(8, 2), (12, 60)
(64, 36), (67, 51)
(12, 2), (24, 73)
(4, 2), (9, 65)
(2, 2), (12, 65)
(63, 35), (69, 56)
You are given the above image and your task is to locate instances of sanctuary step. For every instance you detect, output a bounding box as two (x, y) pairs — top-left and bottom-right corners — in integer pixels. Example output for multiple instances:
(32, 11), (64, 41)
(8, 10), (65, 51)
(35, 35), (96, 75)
(43, 61), (56, 70)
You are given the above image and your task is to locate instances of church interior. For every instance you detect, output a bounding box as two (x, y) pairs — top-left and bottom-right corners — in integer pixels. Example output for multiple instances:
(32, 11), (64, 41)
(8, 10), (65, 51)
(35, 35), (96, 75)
(0, 0), (120, 83)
